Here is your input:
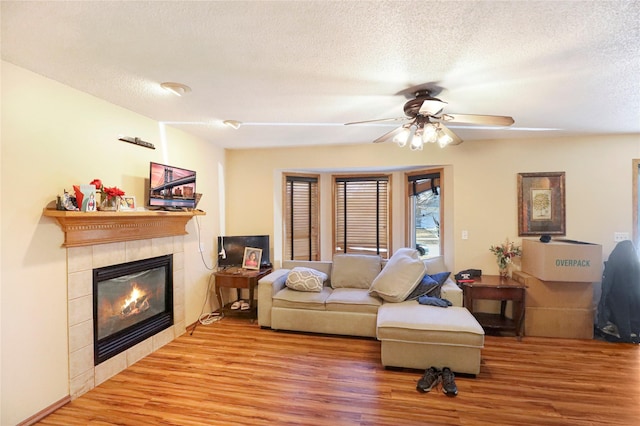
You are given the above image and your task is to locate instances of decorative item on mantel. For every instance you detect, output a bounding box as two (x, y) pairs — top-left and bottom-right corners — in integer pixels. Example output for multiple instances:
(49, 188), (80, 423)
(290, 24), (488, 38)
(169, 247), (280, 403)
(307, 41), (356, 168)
(489, 238), (522, 279)
(90, 179), (126, 211)
(72, 184), (97, 212)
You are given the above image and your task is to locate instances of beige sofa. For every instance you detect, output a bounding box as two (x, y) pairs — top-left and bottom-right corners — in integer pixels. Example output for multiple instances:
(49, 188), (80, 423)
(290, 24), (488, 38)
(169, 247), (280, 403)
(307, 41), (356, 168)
(258, 252), (485, 375)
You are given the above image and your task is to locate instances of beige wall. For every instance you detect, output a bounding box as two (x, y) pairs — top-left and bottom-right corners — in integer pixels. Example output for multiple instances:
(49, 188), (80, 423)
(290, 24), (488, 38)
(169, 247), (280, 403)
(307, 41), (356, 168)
(1, 62), (223, 425)
(225, 134), (640, 274)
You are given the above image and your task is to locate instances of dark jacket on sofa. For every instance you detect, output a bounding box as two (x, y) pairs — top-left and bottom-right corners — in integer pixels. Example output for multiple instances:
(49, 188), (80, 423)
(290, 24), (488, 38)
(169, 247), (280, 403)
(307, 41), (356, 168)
(597, 240), (640, 342)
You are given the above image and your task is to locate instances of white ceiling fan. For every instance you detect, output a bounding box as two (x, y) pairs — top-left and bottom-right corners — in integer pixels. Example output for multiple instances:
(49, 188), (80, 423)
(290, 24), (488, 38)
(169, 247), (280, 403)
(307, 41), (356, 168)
(345, 84), (515, 150)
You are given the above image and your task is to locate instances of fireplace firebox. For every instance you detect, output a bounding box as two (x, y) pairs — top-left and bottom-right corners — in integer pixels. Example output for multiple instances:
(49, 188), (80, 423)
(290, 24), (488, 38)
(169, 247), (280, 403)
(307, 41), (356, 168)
(93, 254), (173, 365)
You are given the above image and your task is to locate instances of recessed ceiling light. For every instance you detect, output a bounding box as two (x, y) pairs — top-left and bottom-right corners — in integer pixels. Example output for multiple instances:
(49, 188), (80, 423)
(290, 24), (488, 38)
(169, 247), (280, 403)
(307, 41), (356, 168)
(160, 82), (191, 96)
(222, 120), (242, 129)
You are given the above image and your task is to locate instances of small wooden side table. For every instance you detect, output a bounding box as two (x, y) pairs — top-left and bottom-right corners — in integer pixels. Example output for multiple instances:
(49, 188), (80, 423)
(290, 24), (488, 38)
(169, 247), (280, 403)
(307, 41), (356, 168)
(460, 275), (526, 339)
(213, 267), (272, 320)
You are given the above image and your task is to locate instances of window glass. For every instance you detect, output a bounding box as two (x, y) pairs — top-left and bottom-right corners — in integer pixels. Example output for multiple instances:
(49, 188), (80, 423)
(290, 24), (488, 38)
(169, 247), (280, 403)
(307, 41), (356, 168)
(407, 171), (441, 258)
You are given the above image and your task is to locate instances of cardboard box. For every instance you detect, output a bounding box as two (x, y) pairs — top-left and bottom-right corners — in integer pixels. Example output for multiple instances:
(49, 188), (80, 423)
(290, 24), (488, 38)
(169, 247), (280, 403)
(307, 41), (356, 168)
(525, 306), (594, 339)
(512, 271), (593, 309)
(521, 239), (603, 282)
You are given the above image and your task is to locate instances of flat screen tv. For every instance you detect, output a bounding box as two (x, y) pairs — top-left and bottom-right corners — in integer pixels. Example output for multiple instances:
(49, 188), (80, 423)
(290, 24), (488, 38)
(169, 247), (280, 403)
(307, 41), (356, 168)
(217, 235), (271, 268)
(148, 162), (197, 210)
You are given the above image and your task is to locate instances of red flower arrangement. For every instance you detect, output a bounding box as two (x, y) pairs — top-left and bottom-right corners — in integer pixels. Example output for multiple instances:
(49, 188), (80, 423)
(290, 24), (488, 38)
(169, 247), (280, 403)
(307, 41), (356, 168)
(89, 179), (102, 190)
(90, 179), (125, 200)
(103, 186), (125, 200)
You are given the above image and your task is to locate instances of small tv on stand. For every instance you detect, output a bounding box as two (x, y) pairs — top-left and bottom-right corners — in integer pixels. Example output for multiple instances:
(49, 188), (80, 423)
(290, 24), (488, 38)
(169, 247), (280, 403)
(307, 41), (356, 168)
(148, 162), (197, 211)
(217, 235), (271, 269)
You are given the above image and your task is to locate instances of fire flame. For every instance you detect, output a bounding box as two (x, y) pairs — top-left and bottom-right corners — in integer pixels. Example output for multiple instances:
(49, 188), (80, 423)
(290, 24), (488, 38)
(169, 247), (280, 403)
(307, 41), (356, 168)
(124, 285), (144, 308)
(120, 284), (149, 317)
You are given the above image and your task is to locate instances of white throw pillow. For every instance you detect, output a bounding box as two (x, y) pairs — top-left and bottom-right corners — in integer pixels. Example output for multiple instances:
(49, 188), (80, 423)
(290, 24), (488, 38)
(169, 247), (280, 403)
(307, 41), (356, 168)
(331, 254), (382, 289)
(285, 267), (328, 292)
(423, 255), (447, 274)
(369, 248), (426, 303)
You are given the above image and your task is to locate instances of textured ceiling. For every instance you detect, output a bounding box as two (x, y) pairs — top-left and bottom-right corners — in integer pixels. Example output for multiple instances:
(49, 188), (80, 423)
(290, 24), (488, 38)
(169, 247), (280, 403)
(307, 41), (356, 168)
(2, 1), (639, 149)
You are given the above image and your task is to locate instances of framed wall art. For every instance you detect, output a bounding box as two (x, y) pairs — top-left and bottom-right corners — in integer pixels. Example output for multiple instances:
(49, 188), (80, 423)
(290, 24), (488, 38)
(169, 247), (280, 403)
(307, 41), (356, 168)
(517, 172), (566, 236)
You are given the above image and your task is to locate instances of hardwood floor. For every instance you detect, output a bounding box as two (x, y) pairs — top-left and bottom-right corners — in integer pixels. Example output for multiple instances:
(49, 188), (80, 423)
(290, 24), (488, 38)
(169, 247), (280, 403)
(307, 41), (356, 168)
(37, 318), (640, 425)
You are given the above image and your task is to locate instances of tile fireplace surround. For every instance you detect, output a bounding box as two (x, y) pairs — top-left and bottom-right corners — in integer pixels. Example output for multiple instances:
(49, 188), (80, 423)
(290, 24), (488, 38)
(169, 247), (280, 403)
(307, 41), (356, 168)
(43, 209), (205, 399)
(67, 236), (186, 399)
(43, 209), (204, 399)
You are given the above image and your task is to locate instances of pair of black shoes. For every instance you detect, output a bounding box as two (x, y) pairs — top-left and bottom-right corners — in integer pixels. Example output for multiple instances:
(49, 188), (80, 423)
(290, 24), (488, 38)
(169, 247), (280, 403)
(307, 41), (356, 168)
(416, 366), (458, 396)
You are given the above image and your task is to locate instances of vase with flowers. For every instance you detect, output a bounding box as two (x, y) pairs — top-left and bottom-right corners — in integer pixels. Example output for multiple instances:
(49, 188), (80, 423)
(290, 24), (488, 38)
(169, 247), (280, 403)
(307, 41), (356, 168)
(91, 179), (125, 211)
(489, 238), (522, 278)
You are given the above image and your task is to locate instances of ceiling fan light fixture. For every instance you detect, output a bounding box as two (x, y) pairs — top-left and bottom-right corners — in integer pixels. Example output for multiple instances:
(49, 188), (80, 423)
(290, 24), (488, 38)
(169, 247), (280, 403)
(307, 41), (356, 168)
(394, 131), (408, 147)
(392, 125), (412, 147)
(410, 135), (423, 151)
(349, 85), (514, 149)
(222, 120), (242, 129)
(437, 131), (453, 147)
(160, 82), (191, 96)
(422, 123), (438, 143)
(400, 125), (418, 148)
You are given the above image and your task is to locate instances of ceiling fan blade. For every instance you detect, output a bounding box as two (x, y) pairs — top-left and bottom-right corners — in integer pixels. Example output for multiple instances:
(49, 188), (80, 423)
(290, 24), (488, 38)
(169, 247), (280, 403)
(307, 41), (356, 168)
(372, 126), (406, 143)
(418, 98), (447, 116)
(441, 114), (515, 126)
(345, 117), (406, 125)
(439, 124), (463, 146)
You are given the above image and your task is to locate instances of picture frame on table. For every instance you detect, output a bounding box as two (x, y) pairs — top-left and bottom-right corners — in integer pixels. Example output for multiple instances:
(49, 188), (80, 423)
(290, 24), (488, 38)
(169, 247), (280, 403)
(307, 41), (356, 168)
(517, 172), (566, 236)
(120, 196), (136, 211)
(242, 247), (262, 270)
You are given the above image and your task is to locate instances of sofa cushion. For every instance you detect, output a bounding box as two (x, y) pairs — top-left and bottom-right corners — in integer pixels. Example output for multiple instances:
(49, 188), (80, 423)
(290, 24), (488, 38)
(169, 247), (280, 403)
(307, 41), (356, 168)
(272, 286), (332, 311)
(440, 279), (464, 307)
(377, 303), (485, 345)
(423, 256), (448, 274)
(405, 271), (451, 301)
(368, 248), (426, 303)
(331, 254), (382, 289)
(285, 267), (328, 292)
(326, 288), (383, 314)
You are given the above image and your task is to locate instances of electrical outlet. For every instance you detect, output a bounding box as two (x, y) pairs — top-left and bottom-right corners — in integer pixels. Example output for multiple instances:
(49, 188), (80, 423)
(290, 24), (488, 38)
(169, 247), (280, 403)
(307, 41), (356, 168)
(614, 232), (630, 242)
(462, 230), (469, 240)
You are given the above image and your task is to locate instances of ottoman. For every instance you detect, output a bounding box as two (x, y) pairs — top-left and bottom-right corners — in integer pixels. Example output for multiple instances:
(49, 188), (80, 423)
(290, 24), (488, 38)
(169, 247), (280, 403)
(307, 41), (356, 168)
(376, 302), (485, 375)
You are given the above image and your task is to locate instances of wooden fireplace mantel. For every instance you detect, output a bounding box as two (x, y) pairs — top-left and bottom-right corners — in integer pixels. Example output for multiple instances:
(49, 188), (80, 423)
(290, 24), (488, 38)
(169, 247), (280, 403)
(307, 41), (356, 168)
(43, 209), (206, 247)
